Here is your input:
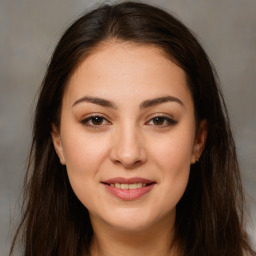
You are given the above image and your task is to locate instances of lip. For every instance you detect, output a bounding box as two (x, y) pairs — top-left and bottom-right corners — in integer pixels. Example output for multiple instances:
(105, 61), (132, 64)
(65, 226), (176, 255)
(102, 177), (154, 184)
(101, 177), (156, 201)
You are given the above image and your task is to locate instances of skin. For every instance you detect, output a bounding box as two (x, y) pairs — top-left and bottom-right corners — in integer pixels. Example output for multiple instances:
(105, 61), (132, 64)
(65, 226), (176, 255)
(51, 41), (207, 256)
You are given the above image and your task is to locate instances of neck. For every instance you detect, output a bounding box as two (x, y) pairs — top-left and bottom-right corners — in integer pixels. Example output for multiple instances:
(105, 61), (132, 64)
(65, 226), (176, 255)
(88, 212), (179, 256)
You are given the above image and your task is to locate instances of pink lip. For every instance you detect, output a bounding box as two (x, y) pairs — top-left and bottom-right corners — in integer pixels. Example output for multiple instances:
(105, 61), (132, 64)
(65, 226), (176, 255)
(101, 177), (156, 201)
(102, 177), (154, 184)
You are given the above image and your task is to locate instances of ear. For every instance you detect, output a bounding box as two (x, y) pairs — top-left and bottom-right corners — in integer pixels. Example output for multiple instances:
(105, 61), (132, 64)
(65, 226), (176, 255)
(191, 119), (208, 164)
(51, 124), (66, 165)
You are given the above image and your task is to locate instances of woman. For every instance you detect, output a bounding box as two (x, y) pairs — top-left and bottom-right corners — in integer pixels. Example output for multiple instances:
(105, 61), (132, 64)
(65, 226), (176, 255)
(10, 2), (255, 256)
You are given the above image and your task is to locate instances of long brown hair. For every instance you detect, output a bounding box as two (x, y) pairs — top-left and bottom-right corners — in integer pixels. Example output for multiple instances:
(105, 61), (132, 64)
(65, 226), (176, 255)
(10, 2), (255, 255)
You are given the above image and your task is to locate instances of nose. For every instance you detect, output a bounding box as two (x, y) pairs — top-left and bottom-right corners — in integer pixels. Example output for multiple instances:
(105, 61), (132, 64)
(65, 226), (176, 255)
(109, 124), (147, 169)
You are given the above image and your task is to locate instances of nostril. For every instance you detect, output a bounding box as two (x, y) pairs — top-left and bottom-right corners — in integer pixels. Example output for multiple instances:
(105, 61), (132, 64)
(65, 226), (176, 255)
(125, 160), (143, 169)
(134, 160), (142, 166)
(112, 159), (142, 169)
(109, 141), (147, 168)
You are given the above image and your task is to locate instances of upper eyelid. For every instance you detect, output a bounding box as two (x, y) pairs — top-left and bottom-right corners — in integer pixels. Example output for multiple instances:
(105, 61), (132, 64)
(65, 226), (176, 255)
(145, 113), (175, 121)
(82, 113), (174, 119)
(80, 113), (176, 124)
(81, 113), (110, 120)
(146, 116), (176, 124)
(81, 114), (111, 125)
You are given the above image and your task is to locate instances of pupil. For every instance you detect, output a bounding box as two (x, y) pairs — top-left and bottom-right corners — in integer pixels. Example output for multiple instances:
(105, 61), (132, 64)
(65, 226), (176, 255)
(153, 117), (164, 125)
(92, 116), (103, 125)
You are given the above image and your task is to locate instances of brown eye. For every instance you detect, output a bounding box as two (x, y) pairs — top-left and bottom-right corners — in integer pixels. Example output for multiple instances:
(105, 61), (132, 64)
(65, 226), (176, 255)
(152, 117), (165, 125)
(81, 115), (110, 127)
(91, 116), (104, 125)
(146, 116), (177, 127)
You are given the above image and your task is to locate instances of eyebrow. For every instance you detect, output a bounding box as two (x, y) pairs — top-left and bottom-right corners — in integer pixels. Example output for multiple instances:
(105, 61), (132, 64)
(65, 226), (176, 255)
(139, 96), (184, 109)
(72, 95), (183, 109)
(72, 96), (118, 109)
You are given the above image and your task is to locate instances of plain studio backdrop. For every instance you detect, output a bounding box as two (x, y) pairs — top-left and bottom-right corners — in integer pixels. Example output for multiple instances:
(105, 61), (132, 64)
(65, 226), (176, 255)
(0, 0), (255, 255)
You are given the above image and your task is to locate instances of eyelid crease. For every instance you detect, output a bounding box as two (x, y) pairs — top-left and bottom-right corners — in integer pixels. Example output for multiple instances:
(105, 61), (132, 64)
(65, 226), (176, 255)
(145, 112), (176, 121)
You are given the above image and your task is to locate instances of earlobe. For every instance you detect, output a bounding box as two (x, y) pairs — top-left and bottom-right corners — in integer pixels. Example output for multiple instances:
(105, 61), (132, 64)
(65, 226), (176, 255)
(51, 124), (66, 165)
(191, 119), (208, 164)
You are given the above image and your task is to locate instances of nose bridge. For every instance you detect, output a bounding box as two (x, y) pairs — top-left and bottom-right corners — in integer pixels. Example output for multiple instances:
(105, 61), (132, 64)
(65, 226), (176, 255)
(110, 120), (147, 168)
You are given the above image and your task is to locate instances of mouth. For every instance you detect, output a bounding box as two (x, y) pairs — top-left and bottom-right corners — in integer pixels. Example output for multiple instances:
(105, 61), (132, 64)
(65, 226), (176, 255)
(101, 177), (156, 200)
(102, 182), (155, 190)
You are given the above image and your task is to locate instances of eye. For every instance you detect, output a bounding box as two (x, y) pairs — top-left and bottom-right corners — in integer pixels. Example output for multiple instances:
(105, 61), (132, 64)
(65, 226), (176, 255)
(81, 115), (111, 127)
(146, 116), (177, 126)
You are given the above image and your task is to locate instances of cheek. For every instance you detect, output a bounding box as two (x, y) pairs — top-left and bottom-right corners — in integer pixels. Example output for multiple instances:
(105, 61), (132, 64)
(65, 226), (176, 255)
(155, 140), (191, 185)
(62, 129), (107, 172)
(148, 127), (194, 203)
(60, 127), (110, 197)
(151, 128), (195, 171)
(61, 131), (110, 210)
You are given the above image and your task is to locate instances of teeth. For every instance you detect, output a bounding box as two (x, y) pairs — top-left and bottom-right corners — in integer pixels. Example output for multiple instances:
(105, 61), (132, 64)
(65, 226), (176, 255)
(121, 184), (128, 189)
(128, 183), (137, 189)
(110, 183), (147, 190)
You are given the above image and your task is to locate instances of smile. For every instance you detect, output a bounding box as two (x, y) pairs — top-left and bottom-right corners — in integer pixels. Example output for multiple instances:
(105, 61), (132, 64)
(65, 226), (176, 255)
(101, 177), (156, 200)
(107, 183), (147, 189)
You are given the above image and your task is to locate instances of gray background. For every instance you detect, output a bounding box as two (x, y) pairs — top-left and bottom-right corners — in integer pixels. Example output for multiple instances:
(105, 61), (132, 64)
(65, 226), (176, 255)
(0, 0), (255, 255)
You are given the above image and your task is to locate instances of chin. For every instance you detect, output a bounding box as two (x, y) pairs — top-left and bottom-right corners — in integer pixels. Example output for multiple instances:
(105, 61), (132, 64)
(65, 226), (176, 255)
(108, 217), (153, 232)
(100, 207), (167, 232)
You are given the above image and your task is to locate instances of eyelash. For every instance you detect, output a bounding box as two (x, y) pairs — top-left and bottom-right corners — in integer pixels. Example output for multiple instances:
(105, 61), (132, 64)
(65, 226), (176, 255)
(146, 116), (177, 126)
(81, 115), (111, 127)
(81, 115), (177, 128)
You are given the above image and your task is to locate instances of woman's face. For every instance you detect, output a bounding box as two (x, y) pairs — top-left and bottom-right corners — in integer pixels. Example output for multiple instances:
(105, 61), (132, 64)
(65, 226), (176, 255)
(52, 42), (207, 232)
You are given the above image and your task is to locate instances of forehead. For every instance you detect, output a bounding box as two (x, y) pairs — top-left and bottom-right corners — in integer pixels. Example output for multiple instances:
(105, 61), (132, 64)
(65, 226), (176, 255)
(63, 41), (193, 109)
